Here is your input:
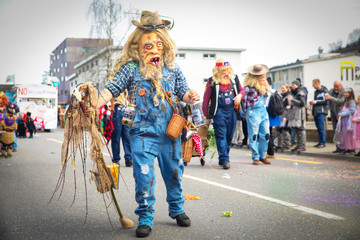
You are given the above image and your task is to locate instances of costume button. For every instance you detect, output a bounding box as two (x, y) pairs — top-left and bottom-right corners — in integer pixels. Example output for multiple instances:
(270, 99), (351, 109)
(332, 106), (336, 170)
(138, 89), (145, 96)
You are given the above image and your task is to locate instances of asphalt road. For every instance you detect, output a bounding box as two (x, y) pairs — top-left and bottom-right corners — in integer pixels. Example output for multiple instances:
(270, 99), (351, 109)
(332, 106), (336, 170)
(0, 129), (359, 240)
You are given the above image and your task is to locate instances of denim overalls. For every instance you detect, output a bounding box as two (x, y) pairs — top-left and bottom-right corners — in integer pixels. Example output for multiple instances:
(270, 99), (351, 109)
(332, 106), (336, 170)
(246, 94), (270, 161)
(111, 105), (132, 163)
(212, 88), (237, 165)
(130, 67), (185, 228)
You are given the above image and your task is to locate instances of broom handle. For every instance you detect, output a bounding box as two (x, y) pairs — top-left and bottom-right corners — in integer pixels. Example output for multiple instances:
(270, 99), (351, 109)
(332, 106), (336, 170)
(110, 188), (124, 219)
(97, 146), (124, 219)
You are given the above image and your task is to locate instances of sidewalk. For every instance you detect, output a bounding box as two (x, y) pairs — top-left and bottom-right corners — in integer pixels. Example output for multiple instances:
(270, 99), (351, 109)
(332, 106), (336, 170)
(233, 141), (360, 162)
(294, 141), (360, 161)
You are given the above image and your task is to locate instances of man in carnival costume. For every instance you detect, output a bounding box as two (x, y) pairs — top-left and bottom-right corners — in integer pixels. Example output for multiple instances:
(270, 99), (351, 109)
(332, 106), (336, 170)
(202, 58), (244, 169)
(97, 11), (200, 238)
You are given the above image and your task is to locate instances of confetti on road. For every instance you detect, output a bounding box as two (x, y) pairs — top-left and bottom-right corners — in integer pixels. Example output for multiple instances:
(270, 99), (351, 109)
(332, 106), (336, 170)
(184, 194), (201, 200)
(222, 211), (232, 217)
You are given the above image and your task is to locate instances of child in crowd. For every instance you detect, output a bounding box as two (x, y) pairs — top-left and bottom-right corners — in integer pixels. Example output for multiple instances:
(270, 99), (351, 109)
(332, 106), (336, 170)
(0, 109), (18, 158)
(26, 112), (36, 138)
(17, 113), (27, 138)
(352, 95), (360, 157)
(337, 88), (358, 154)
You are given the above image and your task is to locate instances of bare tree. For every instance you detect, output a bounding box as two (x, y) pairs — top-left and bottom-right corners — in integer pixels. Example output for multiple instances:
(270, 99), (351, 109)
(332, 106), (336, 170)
(328, 39), (343, 52)
(347, 28), (360, 45)
(86, 0), (139, 88)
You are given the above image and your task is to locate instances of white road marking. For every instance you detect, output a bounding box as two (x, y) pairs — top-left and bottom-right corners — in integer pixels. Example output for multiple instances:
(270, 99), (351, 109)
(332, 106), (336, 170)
(47, 138), (110, 156)
(183, 174), (345, 220)
(48, 138), (345, 220)
(48, 138), (63, 144)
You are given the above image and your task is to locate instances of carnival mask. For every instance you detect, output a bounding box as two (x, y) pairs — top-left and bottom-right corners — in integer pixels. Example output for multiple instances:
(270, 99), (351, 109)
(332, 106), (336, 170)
(139, 32), (164, 66)
(218, 65), (231, 79)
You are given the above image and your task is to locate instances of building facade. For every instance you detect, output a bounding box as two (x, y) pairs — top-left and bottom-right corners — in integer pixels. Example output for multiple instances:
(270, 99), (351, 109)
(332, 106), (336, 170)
(268, 52), (360, 101)
(68, 46), (122, 95)
(68, 46), (246, 100)
(49, 38), (111, 104)
(174, 47), (245, 99)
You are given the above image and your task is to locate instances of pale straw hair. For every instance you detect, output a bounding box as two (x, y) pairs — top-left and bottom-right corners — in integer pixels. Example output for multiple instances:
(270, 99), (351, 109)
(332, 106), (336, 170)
(243, 73), (269, 94)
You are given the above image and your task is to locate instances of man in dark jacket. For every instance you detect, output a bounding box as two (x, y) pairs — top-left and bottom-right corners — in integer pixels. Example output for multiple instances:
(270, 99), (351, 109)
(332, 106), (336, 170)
(325, 80), (345, 153)
(288, 79), (307, 153)
(309, 78), (328, 148)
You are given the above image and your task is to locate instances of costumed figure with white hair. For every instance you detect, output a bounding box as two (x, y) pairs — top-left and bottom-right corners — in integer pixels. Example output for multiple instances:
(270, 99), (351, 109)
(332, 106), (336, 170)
(202, 58), (244, 169)
(97, 10), (200, 238)
(242, 64), (272, 165)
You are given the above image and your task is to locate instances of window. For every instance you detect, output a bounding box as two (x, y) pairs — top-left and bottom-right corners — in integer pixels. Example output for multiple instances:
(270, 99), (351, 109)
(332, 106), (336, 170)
(175, 53), (186, 59)
(64, 48), (67, 53)
(61, 90), (64, 95)
(203, 53), (216, 59)
(57, 55), (59, 59)
(95, 60), (98, 65)
(53, 56), (56, 60)
(87, 65), (89, 70)
(75, 80), (77, 85)
(60, 49), (63, 54)
(71, 82), (73, 87)
(65, 90), (68, 96)
(83, 47), (96, 52)
(60, 63), (63, 68)
(79, 69), (81, 74)
(57, 68), (59, 73)
(64, 62), (67, 67)
(91, 62), (94, 68)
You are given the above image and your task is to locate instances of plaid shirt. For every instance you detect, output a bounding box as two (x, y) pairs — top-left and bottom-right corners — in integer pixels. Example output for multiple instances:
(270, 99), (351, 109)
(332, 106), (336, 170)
(105, 61), (190, 101)
(242, 86), (261, 109)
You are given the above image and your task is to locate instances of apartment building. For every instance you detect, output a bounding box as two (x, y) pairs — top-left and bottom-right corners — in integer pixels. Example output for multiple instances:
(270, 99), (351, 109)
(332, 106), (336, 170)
(49, 38), (111, 104)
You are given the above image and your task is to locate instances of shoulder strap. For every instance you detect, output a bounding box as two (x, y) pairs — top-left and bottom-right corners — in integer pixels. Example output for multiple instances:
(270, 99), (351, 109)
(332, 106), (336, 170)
(230, 76), (238, 96)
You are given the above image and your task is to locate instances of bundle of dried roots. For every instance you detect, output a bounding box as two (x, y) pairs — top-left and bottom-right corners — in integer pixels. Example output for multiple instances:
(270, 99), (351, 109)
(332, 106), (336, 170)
(50, 82), (133, 229)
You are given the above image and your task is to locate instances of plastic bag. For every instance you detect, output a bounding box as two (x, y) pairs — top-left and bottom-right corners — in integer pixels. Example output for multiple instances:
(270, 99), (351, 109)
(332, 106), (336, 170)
(333, 117), (341, 145)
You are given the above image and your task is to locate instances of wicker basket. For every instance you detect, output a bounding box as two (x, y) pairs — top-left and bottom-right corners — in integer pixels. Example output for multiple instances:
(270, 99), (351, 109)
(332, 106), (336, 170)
(166, 113), (187, 140)
(182, 139), (193, 163)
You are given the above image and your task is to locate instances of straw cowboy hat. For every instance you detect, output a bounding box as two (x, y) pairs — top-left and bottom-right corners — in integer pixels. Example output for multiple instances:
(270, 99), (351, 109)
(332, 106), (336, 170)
(248, 64), (269, 75)
(132, 10), (171, 31)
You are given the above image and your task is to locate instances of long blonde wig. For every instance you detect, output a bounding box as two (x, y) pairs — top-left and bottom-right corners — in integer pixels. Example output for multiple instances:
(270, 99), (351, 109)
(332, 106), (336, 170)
(243, 74), (269, 94)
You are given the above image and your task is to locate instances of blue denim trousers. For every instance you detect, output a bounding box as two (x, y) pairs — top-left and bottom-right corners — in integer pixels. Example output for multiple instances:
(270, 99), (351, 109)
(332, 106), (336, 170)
(246, 95), (270, 161)
(111, 105), (132, 163)
(129, 68), (185, 228)
(213, 108), (237, 164)
(314, 114), (326, 145)
(213, 90), (237, 164)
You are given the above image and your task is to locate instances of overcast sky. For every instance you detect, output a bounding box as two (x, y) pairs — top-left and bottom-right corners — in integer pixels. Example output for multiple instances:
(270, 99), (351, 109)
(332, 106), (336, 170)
(0, 0), (359, 84)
